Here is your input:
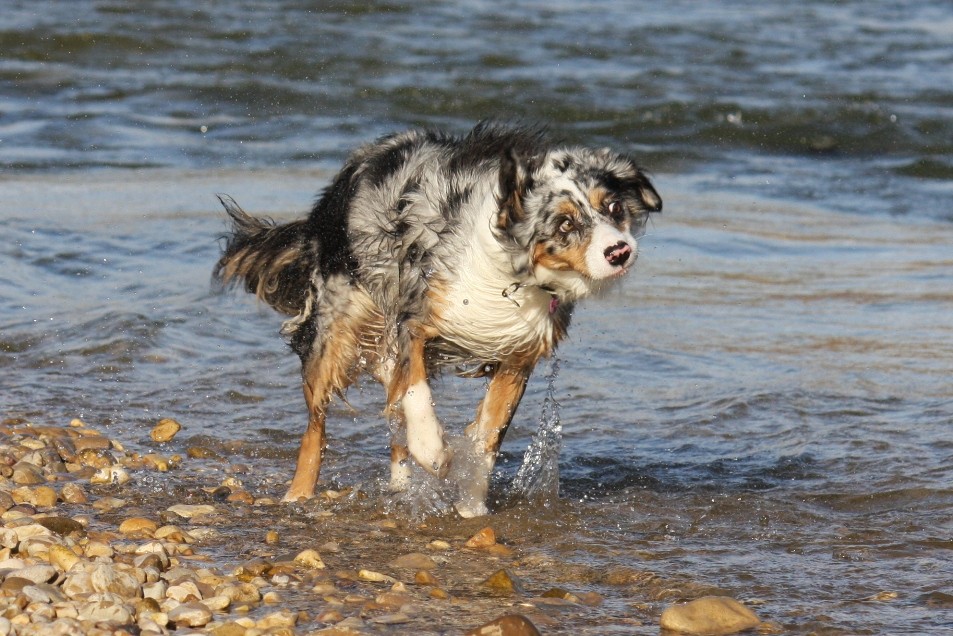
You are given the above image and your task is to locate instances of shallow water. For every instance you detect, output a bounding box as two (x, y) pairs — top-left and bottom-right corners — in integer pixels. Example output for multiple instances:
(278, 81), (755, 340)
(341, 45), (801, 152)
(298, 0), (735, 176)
(3, 1), (953, 633)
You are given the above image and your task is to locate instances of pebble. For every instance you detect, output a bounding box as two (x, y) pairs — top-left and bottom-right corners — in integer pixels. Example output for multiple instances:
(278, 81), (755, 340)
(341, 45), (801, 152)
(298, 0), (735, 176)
(482, 568), (523, 594)
(389, 551), (437, 570)
(167, 503), (216, 519)
(465, 526), (497, 549)
(151, 418), (182, 443)
(168, 601), (213, 627)
(660, 596), (761, 635)
(293, 548), (326, 569)
(119, 516), (159, 536)
(464, 614), (542, 636)
(358, 569), (396, 583)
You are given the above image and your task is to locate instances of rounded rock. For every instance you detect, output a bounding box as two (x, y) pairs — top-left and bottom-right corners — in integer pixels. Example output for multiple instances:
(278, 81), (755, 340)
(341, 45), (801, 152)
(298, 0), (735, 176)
(464, 614), (541, 636)
(168, 601), (213, 628)
(660, 596), (761, 636)
(119, 517), (159, 536)
(48, 544), (81, 572)
(293, 549), (325, 570)
(150, 418), (182, 443)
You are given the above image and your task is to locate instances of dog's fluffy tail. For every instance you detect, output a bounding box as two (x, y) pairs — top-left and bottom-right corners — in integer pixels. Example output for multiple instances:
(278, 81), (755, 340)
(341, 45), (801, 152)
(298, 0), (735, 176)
(213, 195), (315, 316)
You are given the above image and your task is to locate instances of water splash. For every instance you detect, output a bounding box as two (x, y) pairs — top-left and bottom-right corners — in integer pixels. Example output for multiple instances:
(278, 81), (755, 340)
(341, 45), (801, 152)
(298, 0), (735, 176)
(510, 357), (562, 501)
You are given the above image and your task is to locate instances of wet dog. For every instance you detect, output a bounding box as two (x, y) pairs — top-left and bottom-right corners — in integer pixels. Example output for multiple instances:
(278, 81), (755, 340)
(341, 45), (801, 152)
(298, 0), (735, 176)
(214, 122), (661, 517)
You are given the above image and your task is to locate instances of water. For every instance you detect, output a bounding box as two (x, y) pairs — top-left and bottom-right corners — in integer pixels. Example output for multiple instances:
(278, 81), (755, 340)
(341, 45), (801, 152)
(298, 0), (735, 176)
(2, 1), (953, 633)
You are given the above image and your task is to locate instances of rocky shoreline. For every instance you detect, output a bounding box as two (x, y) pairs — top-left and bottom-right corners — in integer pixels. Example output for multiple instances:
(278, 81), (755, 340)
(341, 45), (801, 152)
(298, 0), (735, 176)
(0, 417), (768, 635)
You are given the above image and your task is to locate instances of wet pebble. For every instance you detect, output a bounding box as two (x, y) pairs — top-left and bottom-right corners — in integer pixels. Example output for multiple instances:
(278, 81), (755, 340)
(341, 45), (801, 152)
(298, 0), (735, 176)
(151, 418), (182, 443)
(464, 614), (542, 636)
(660, 596), (761, 635)
(481, 568), (523, 594)
(389, 551), (437, 570)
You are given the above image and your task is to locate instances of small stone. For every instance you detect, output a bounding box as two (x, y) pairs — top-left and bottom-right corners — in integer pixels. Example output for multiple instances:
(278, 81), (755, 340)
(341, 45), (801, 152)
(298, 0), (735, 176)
(48, 544), (81, 572)
(465, 527), (496, 549)
(430, 587), (450, 600)
(151, 418), (182, 443)
(370, 613), (412, 625)
(218, 582), (261, 604)
(202, 594), (231, 611)
(35, 516), (84, 536)
(293, 549), (325, 569)
(256, 609), (297, 628)
(169, 601), (213, 628)
(167, 504), (216, 519)
(428, 539), (451, 551)
(464, 614), (541, 636)
(481, 569), (523, 594)
(142, 453), (172, 472)
(15, 564), (57, 584)
(208, 621), (247, 636)
(262, 590), (283, 604)
(13, 485), (58, 507)
(358, 569), (396, 583)
(414, 570), (438, 586)
(59, 483), (88, 503)
(660, 596), (761, 636)
(119, 517), (158, 536)
(11, 462), (45, 485)
(389, 552), (436, 570)
(265, 530), (280, 545)
(90, 465), (131, 485)
(78, 600), (134, 624)
(317, 609), (344, 623)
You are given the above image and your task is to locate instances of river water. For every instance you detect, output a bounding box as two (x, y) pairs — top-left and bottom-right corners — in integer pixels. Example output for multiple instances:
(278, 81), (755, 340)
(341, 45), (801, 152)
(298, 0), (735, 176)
(2, 1), (952, 634)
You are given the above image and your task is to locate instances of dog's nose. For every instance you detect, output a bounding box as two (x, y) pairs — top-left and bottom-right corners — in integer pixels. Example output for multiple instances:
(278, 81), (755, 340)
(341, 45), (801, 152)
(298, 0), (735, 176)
(604, 241), (632, 267)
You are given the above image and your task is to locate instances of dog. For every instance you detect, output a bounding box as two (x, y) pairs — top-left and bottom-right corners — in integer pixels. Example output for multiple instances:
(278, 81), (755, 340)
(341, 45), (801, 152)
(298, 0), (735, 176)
(213, 121), (661, 517)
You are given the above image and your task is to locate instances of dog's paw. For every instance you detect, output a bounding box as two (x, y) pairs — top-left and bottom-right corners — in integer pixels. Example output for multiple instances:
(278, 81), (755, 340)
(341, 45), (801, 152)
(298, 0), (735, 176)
(281, 489), (315, 504)
(410, 442), (453, 479)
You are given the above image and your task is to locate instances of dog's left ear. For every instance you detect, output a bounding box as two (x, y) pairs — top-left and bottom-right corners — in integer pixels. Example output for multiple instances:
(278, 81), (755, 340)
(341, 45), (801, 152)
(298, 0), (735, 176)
(600, 150), (662, 215)
(497, 149), (537, 229)
(625, 170), (662, 214)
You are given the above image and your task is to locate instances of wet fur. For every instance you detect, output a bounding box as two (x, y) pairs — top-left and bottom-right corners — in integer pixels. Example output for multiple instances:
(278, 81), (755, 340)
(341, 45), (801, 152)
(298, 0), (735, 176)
(214, 122), (661, 517)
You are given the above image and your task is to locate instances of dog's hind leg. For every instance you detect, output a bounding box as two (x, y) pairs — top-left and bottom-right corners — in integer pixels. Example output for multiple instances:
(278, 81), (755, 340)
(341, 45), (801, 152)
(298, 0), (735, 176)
(283, 309), (363, 503)
(456, 365), (530, 518)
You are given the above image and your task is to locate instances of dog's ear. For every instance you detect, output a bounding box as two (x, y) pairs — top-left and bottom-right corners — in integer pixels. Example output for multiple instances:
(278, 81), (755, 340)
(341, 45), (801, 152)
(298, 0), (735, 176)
(497, 149), (536, 229)
(600, 150), (662, 215)
(625, 170), (662, 214)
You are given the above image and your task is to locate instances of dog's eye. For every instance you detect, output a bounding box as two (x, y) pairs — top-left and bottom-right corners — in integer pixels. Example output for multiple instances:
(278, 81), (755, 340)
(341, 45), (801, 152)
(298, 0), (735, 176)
(606, 200), (625, 221)
(558, 218), (575, 234)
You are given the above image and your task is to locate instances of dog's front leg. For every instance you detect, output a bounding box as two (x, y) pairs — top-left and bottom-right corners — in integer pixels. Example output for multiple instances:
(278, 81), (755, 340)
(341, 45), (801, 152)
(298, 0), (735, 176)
(457, 366), (530, 517)
(388, 326), (452, 479)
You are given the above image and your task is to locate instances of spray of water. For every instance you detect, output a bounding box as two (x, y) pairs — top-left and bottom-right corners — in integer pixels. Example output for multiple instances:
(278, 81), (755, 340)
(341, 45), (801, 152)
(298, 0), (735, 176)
(510, 357), (562, 501)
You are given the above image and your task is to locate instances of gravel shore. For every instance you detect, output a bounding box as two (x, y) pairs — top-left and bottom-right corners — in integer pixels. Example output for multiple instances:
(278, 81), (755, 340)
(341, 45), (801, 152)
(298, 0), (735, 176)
(0, 417), (609, 635)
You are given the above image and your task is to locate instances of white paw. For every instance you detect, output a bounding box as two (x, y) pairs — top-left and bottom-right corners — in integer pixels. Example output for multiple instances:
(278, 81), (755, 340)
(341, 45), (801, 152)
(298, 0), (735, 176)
(403, 380), (452, 478)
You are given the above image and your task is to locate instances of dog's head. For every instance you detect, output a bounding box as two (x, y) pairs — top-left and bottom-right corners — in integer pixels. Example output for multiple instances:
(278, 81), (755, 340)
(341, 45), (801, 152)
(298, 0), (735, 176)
(497, 145), (662, 300)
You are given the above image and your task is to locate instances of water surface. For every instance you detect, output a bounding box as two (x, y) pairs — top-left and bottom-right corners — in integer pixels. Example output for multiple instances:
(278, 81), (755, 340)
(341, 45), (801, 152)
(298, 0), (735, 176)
(2, 1), (953, 633)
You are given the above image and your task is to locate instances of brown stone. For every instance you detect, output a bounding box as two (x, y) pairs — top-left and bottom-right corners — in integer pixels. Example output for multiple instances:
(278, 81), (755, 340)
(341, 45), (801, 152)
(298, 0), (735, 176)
(465, 527), (497, 549)
(118, 517), (158, 536)
(389, 552), (437, 570)
(481, 569), (523, 594)
(150, 418), (182, 443)
(35, 516), (84, 536)
(59, 483), (87, 504)
(464, 614), (541, 636)
(660, 596), (761, 635)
